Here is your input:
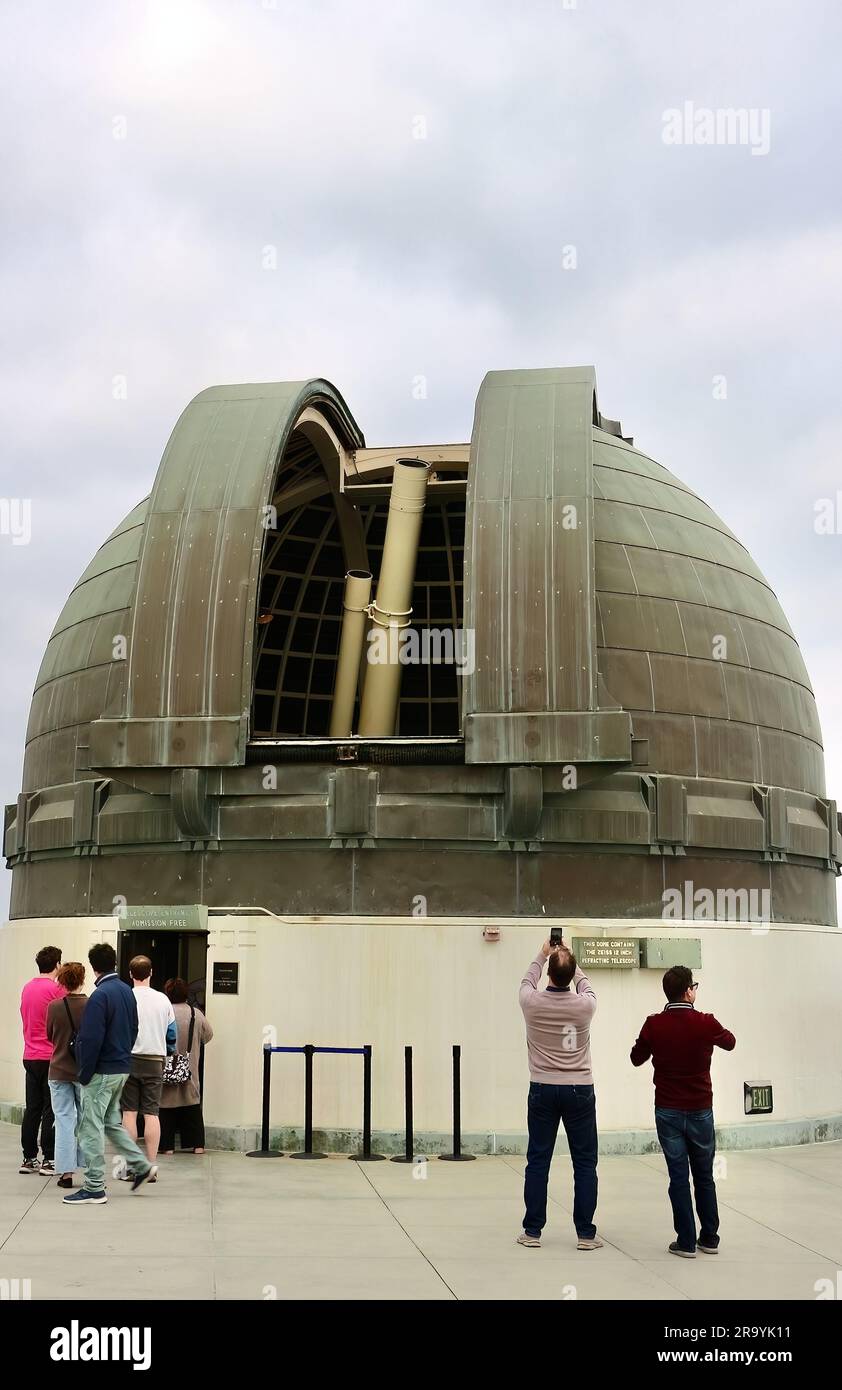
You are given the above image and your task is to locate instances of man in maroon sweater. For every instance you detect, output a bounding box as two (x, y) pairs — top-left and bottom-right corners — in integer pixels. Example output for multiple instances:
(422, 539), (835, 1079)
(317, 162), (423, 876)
(631, 966), (735, 1258)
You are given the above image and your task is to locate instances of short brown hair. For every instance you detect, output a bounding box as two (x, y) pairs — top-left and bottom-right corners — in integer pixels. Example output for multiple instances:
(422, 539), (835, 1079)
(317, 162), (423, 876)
(548, 947), (576, 989)
(663, 966), (694, 1002)
(129, 955), (152, 981)
(165, 977), (189, 1004)
(57, 961), (85, 991)
(36, 946), (62, 974)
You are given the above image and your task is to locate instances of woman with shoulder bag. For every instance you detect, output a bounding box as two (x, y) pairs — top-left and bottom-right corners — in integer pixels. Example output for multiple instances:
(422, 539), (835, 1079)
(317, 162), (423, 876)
(45, 962), (88, 1189)
(160, 978), (213, 1154)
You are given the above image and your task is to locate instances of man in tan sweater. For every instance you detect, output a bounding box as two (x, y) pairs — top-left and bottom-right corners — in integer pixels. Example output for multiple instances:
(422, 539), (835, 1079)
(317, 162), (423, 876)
(517, 939), (601, 1250)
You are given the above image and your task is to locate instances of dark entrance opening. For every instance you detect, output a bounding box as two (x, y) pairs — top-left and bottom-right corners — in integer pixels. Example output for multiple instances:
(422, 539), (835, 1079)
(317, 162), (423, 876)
(117, 930), (208, 1012)
(117, 930), (210, 1130)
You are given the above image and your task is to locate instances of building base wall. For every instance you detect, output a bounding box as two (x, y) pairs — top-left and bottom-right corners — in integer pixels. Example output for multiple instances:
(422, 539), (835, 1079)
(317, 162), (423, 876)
(1, 913), (840, 1146)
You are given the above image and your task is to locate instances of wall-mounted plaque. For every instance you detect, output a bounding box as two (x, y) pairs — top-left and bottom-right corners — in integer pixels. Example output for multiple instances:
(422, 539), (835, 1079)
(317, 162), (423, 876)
(639, 937), (702, 970)
(744, 1081), (773, 1115)
(212, 962), (239, 995)
(121, 905), (208, 932)
(572, 938), (640, 969)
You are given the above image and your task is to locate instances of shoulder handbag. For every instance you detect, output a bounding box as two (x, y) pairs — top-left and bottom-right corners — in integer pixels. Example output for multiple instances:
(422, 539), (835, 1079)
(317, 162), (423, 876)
(163, 1005), (196, 1086)
(63, 996), (78, 1059)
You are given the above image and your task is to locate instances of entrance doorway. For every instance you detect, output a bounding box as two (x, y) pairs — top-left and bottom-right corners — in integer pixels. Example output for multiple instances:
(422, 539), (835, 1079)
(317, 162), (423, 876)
(117, 930), (208, 1011)
(117, 929), (210, 1125)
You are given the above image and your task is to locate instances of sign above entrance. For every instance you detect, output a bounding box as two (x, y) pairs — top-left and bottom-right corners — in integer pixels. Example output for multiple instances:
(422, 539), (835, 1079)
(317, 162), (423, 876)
(572, 938), (640, 969)
(120, 905), (208, 932)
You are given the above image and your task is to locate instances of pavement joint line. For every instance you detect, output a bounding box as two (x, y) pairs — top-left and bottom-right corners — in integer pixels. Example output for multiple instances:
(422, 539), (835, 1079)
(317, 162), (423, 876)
(356, 1162), (459, 1300)
(0, 1172), (55, 1253)
(712, 1194), (839, 1265)
(759, 1152), (842, 1190)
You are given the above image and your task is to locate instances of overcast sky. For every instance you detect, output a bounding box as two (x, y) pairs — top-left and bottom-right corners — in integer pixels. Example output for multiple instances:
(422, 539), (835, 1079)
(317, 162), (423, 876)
(1, 0), (840, 921)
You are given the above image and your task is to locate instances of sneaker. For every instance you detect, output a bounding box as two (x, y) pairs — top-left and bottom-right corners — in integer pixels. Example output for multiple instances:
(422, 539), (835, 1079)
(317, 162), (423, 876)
(39, 1159), (55, 1175)
(117, 1171), (139, 1182)
(131, 1164), (158, 1192)
(577, 1235), (604, 1251)
(697, 1242), (719, 1254)
(19, 1158), (41, 1175)
(63, 1188), (107, 1205)
(516, 1231), (541, 1248)
(668, 1241), (696, 1258)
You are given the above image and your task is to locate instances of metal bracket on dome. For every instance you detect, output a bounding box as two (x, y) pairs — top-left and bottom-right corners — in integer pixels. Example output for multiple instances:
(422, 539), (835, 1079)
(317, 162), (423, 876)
(502, 765), (543, 841)
(171, 768), (215, 840)
(463, 366), (632, 765)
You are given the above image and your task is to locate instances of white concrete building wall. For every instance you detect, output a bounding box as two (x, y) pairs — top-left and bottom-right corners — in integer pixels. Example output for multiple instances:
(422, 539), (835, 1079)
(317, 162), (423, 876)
(1, 915), (840, 1149)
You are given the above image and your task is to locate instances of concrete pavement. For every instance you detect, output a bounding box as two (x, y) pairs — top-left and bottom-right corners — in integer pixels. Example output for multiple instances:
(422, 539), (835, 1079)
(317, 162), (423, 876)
(1, 1122), (840, 1301)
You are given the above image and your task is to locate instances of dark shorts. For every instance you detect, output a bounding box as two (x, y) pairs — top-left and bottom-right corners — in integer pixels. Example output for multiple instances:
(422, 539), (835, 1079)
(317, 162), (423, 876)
(122, 1057), (164, 1116)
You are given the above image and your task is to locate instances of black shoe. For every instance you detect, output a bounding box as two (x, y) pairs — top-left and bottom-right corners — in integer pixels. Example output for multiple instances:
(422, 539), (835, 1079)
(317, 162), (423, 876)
(669, 1241), (696, 1258)
(131, 1164), (158, 1192)
(19, 1158), (41, 1175)
(697, 1241), (719, 1254)
(57, 1175), (74, 1189)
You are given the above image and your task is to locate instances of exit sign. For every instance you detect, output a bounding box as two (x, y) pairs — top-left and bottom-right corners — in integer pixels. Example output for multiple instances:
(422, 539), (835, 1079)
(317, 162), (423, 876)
(744, 1081), (773, 1115)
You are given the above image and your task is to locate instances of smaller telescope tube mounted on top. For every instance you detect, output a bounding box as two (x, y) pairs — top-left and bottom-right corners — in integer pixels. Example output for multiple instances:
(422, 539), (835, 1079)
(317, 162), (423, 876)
(358, 458), (430, 737)
(329, 570), (373, 737)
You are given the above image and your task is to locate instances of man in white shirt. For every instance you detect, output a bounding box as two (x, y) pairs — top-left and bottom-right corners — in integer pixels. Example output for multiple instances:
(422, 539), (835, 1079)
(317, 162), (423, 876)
(120, 956), (176, 1172)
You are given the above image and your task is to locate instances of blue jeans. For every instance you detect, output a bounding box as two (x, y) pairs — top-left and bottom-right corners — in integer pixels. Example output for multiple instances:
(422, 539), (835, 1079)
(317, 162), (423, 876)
(48, 1080), (84, 1173)
(523, 1082), (598, 1239)
(655, 1107), (720, 1252)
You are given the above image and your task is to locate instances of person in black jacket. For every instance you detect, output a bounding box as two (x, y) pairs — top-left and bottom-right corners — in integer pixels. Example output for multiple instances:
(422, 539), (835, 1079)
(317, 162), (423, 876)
(64, 943), (157, 1205)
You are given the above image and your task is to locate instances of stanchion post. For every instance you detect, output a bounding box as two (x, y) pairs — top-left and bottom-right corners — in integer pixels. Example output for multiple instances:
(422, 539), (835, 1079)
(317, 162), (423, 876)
(289, 1044), (328, 1159)
(391, 1044), (418, 1163)
(351, 1044), (386, 1161)
(440, 1044), (476, 1161)
(246, 1046), (284, 1158)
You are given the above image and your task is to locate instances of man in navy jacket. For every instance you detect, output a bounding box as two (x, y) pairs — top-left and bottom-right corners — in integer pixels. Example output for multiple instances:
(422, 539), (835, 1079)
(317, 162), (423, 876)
(64, 942), (157, 1205)
(631, 966), (735, 1257)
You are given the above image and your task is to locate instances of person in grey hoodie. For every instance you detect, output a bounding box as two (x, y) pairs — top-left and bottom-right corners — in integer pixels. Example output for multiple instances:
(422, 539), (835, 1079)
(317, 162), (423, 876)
(517, 938), (600, 1251)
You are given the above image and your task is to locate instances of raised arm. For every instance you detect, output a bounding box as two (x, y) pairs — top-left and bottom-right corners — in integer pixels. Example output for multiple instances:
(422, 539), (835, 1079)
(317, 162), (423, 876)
(630, 1019), (652, 1066)
(709, 1016), (736, 1051)
(572, 964), (597, 1016)
(518, 940), (552, 1006)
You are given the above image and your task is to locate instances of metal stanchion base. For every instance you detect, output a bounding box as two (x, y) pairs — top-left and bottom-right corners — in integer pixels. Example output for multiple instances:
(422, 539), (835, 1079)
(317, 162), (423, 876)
(289, 1151), (329, 1159)
(350, 1152), (387, 1161)
(245, 1150), (284, 1158)
(390, 1155), (422, 1163)
(439, 1153), (476, 1161)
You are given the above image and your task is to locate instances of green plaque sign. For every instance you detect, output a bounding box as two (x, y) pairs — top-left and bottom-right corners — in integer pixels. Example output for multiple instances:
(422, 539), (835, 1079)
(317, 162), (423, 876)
(119, 905), (208, 932)
(572, 937), (640, 969)
(744, 1081), (773, 1115)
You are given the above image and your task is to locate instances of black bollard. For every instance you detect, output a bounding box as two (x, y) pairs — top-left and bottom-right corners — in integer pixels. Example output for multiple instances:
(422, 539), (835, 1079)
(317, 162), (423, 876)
(439, 1044), (476, 1161)
(290, 1044), (328, 1158)
(351, 1045), (386, 1161)
(391, 1045), (420, 1163)
(246, 1046), (284, 1157)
